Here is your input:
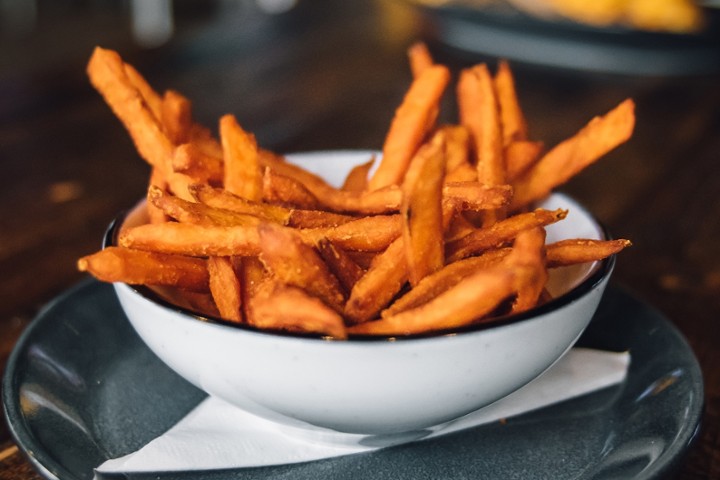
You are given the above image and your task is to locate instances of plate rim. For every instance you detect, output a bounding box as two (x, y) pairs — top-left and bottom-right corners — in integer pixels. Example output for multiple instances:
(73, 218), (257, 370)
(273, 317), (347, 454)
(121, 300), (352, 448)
(3, 279), (705, 480)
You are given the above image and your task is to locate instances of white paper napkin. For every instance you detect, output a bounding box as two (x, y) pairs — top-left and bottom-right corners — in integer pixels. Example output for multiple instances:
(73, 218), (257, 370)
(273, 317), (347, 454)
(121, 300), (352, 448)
(97, 348), (629, 474)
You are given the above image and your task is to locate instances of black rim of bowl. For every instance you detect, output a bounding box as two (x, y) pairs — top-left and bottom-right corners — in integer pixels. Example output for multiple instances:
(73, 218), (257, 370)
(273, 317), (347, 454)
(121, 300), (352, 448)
(104, 204), (616, 342)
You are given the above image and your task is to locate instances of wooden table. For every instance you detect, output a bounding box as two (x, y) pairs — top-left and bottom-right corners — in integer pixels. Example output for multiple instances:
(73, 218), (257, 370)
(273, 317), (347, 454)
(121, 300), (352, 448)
(2, 1), (719, 478)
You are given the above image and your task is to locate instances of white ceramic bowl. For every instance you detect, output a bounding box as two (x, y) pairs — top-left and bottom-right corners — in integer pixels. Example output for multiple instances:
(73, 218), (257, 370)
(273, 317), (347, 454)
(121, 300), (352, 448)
(109, 151), (614, 444)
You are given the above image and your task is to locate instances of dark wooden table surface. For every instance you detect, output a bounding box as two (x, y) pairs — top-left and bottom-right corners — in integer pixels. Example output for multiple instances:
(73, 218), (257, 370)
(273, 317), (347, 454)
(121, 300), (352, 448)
(1, 1), (719, 478)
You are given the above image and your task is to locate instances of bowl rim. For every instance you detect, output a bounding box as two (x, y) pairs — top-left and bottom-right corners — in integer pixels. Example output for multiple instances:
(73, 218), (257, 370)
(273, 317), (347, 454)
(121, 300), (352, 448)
(104, 195), (615, 343)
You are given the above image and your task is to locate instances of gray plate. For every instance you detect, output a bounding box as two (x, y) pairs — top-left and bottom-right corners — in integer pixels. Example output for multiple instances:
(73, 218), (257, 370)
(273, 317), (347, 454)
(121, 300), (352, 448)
(407, 1), (720, 76)
(3, 279), (704, 480)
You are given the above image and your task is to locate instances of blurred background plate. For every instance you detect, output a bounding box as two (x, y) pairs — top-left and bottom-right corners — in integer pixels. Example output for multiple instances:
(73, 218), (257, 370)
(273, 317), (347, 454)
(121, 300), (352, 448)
(403, 0), (720, 75)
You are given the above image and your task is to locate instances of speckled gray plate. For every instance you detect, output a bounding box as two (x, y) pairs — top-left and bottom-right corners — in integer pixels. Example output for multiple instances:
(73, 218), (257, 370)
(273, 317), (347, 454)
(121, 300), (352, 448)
(3, 279), (703, 480)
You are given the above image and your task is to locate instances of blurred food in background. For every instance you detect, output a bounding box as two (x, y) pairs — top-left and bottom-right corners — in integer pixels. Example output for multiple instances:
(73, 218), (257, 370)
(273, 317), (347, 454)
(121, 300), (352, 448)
(403, 0), (720, 75)
(507, 0), (705, 34)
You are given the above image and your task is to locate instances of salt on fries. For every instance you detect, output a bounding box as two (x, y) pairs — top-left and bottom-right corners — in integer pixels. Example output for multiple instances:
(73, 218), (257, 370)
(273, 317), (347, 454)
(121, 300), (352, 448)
(78, 45), (634, 338)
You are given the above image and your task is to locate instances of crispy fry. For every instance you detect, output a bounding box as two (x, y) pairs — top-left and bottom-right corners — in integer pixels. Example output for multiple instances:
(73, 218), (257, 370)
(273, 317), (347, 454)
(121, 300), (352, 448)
(341, 157), (374, 192)
(258, 222), (345, 312)
(237, 256), (267, 324)
(298, 214), (402, 252)
(119, 222), (261, 256)
(458, 64), (506, 226)
(123, 62), (163, 122)
(148, 185), (261, 227)
(317, 239), (366, 294)
(344, 237), (407, 324)
(441, 124), (471, 174)
(446, 208), (567, 262)
(369, 64), (451, 190)
(191, 182), (354, 228)
(220, 114), (262, 201)
(171, 289), (220, 317)
(87, 47), (174, 174)
(262, 168), (321, 209)
(546, 238), (632, 267)
(165, 171), (197, 201)
(505, 140), (544, 182)
(443, 182), (513, 212)
(458, 64), (505, 186)
(445, 162), (478, 183)
(251, 283), (347, 339)
(172, 142), (224, 184)
(505, 227), (547, 314)
(78, 246), (208, 291)
(161, 89), (192, 144)
(444, 210), (478, 242)
(190, 183), (290, 223)
(286, 209), (356, 228)
(402, 130), (446, 285)
(382, 249), (510, 317)
(208, 256), (243, 322)
(188, 123), (224, 159)
(494, 59), (528, 145)
(147, 168), (170, 224)
(349, 267), (515, 336)
(407, 41), (434, 78)
(511, 99), (636, 210)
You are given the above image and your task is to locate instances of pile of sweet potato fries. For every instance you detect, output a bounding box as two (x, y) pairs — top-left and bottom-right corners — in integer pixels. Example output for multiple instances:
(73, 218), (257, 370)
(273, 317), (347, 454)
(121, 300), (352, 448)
(78, 43), (633, 338)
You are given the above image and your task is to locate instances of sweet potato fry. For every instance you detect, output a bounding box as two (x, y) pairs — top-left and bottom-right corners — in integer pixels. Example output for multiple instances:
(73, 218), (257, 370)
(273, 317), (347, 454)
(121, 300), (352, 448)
(286, 209), (356, 228)
(119, 222), (261, 256)
(407, 41), (434, 78)
(257, 222), (345, 313)
(369, 64), (451, 190)
(188, 123), (224, 159)
(505, 227), (547, 314)
(458, 64), (505, 186)
(170, 289), (220, 317)
(298, 214), (402, 252)
(445, 162), (478, 183)
(189, 183), (290, 223)
(123, 62), (163, 122)
(148, 185), (261, 227)
(349, 267), (515, 336)
(208, 256), (243, 322)
(147, 168), (170, 224)
(78, 246), (208, 291)
(443, 182), (513, 212)
(444, 210), (478, 242)
(445, 208), (567, 262)
(441, 124), (471, 174)
(458, 64), (506, 225)
(511, 99), (636, 210)
(317, 239), (366, 294)
(344, 237), (407, 324)
(191, 182), (355, 227)
(165, 171), (197, 201)
(220, 114), (262, 201)
(494, 59), (528, 145)
(382, 249), (511, 317)
(505, 140), (544, 182)
(161, 89), (192, 144)
(237, 256), (268, 324)
(402, 130), (446, 285)
(262, 168), (321, 209)
(546, 238), (632, 267)
(172, 142), (224, 184)
(341, 157), (374, 192)
(87, 47), (174, 174)
(251, 283), (347, 339)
